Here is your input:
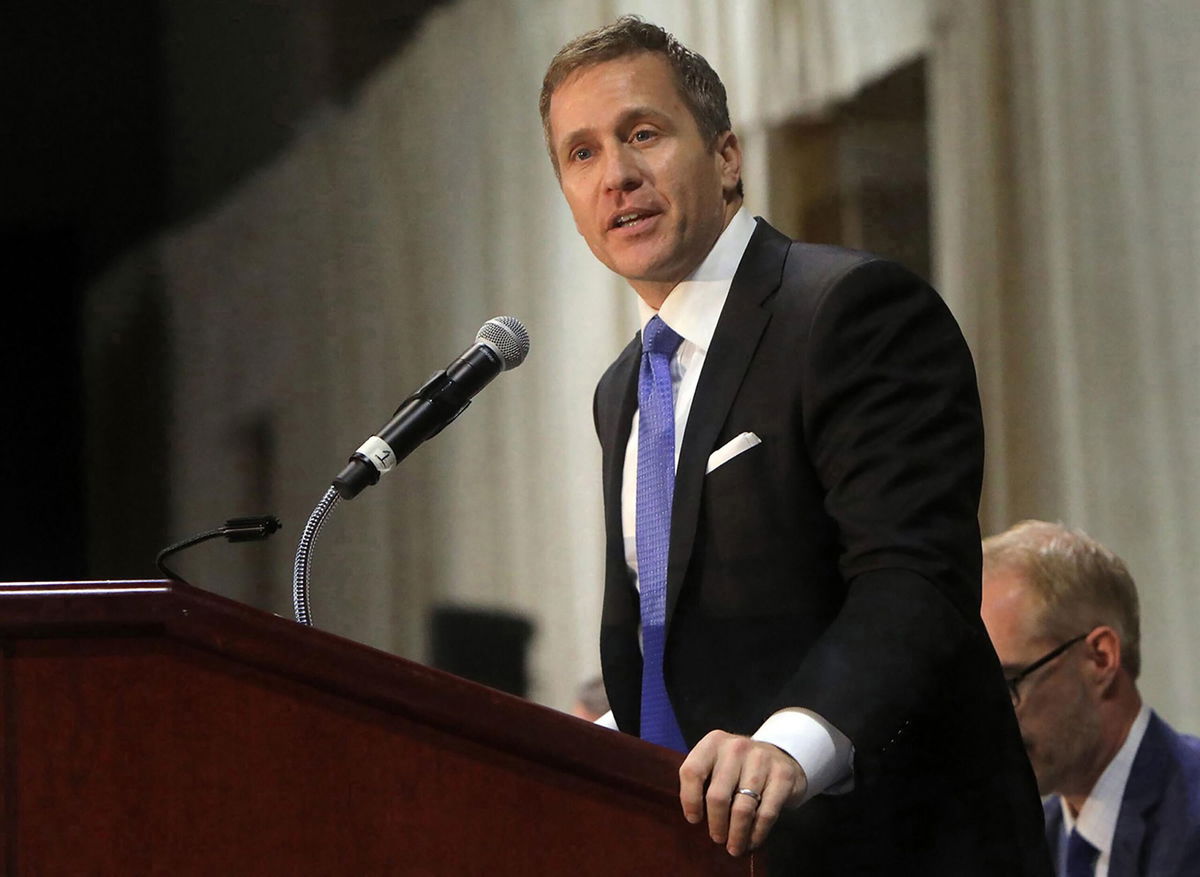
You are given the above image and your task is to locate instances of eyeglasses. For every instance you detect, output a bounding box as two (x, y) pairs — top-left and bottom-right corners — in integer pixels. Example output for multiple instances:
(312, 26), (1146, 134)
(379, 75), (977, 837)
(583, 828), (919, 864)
(1004, 633), (1089, 707)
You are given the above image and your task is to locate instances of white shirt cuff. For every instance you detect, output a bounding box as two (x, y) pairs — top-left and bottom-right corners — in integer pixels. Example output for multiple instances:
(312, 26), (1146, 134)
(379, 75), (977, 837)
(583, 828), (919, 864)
(751, 708), (855, 804)
(593, 709), (619, 730)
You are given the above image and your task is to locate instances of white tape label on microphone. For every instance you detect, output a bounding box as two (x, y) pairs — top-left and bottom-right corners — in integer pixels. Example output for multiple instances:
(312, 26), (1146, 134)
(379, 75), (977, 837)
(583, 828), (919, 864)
(357, 436), (398, 474)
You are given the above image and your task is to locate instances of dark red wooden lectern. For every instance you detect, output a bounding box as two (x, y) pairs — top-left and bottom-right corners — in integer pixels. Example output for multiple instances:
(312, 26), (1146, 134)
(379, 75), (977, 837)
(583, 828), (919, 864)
(0, 581), (762, 875)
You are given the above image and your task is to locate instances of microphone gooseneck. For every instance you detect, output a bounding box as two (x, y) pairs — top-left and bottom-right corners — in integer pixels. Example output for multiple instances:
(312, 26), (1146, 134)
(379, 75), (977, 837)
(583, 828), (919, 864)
(292, 316), (529, 627)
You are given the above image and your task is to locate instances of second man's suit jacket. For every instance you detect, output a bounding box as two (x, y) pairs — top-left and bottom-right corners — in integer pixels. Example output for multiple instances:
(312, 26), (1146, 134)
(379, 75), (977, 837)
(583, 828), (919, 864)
(593, 219), (1051, 875)
(1043, 711), (1200, 876)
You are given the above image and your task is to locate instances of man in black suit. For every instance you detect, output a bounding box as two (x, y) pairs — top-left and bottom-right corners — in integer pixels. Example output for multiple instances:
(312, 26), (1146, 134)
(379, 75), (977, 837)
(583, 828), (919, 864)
(540, 17), (1049, 874)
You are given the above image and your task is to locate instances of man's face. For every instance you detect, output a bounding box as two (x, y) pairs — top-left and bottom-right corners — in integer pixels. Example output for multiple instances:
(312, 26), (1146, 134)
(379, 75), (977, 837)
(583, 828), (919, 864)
(980, 565), (1100, 797)
(547, 52), (741, 305)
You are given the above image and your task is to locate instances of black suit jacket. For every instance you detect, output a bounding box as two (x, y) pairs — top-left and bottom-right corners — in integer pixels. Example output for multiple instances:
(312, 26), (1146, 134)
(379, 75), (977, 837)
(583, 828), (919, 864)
(593, 219), (1051, 875)
(1043, 712), (1200, 876)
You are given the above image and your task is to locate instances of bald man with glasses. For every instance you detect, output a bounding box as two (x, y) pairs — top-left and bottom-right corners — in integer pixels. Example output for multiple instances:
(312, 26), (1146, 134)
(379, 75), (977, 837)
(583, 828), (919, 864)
(981, 520), (1200, 877)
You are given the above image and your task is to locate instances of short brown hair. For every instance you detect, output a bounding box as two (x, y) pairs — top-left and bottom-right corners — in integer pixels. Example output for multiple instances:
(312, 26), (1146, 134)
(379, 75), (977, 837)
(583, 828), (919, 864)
(983, 520), (1142, 679)
(539, 16), (735, 182)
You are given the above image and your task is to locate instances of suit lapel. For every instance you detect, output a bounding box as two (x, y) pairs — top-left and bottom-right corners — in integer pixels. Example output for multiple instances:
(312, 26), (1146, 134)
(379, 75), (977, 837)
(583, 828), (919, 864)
(598, 337), (641, 584)
(664, 220), (791, 629)
(1110, 712), (1168, 875)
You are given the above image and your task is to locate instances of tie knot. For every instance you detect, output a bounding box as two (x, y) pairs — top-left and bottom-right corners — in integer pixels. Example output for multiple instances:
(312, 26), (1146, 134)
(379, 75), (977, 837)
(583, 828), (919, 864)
(643, 315), (684, 358)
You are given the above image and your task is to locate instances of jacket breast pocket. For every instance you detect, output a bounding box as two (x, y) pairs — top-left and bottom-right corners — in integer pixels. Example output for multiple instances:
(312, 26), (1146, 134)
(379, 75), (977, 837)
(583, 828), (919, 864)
(699, 439), (790, 612)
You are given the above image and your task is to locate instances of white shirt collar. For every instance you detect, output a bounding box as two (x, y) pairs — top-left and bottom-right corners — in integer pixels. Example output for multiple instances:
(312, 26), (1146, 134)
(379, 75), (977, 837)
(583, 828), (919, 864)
(1061, 703), (1151, 861)
(635, 207), (757, 351)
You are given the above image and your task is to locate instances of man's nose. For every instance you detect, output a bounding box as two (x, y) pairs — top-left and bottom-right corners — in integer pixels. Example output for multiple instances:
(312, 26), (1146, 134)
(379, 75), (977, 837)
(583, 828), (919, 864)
(602, 144), (642, 192)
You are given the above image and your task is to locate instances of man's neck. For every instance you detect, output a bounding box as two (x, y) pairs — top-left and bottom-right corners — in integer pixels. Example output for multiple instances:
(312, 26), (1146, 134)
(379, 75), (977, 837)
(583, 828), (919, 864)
(1062, 691), (1143, 816)
(631, 198), (743, 310)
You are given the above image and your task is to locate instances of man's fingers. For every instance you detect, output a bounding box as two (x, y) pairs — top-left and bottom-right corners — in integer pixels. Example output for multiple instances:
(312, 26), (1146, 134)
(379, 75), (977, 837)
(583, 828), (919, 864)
(680, 733), (808, 857)
(747, 758), (798, 851)
(723, 747), (771, 855)
(679, 730), (724, 824)
(747, 753), (808, 852)
(703, 734), (751, 843)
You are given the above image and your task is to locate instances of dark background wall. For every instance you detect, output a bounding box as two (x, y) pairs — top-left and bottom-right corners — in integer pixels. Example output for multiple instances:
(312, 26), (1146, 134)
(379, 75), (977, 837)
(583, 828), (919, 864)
(0, 1), (445, 580)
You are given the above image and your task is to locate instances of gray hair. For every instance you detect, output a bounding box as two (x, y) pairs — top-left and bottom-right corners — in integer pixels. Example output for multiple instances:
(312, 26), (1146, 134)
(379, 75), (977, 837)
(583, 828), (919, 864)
(983, 520), (1141, 679)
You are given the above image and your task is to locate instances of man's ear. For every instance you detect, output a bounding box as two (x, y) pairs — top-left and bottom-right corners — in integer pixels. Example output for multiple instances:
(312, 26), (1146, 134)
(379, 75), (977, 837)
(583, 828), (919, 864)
(1083, 626), (1123, 694)
(714, 130), (742, 198)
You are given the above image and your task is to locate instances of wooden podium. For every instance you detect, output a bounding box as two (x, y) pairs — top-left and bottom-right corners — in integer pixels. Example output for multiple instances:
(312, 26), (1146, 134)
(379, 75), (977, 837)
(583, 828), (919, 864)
(0, 581), (761, 875)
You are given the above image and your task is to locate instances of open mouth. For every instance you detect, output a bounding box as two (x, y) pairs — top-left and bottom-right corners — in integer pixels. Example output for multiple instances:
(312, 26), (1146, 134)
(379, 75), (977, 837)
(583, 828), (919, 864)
(610, 211), (657, 231)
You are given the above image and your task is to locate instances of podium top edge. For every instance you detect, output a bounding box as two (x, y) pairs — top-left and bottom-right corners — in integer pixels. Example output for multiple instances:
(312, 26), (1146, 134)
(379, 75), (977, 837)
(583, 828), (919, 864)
(0, 580), (172, 594)
(0, 577), (686, 808)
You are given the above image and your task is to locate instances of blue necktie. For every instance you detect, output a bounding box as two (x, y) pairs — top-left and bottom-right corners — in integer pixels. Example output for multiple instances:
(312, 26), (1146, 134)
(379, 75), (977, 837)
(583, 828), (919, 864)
(636, 315), (688, 752)
(1065, 829), (1098, 877)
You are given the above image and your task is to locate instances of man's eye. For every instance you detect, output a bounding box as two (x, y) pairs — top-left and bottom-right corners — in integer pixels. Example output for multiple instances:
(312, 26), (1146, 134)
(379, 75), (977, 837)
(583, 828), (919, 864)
(571, 147), (592, 161)
(632, 129), (656, 142)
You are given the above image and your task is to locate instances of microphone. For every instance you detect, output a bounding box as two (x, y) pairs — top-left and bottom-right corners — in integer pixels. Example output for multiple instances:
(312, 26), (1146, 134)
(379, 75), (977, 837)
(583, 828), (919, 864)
(332, 316), (530, 500)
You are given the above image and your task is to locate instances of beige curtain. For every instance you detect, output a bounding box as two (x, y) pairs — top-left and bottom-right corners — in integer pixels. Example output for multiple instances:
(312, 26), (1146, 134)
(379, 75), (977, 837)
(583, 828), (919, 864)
(931, 0), (1200, 730)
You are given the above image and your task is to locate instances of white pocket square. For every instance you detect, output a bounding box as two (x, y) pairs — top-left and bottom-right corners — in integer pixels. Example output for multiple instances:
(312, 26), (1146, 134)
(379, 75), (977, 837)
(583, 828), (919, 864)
(706, 431), (762, 474)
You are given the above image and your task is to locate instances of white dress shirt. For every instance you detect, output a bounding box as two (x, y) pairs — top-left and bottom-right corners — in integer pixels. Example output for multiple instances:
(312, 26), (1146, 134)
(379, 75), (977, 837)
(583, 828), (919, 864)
(1058, 704), (1151, 877)
(595, 207), (853, 803)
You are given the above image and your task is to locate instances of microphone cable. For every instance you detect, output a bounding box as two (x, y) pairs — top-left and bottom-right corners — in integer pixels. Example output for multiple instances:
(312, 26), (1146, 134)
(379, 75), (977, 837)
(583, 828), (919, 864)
(155, 515), (283, 586)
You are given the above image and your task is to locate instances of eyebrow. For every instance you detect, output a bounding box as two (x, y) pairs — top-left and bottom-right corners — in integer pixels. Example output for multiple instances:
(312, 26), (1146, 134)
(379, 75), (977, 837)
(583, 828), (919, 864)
(556, 105), (670, 155)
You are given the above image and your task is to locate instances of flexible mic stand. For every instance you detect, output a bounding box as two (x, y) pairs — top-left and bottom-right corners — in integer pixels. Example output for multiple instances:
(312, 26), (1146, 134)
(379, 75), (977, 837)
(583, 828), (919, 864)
(292, 487), (340, 628)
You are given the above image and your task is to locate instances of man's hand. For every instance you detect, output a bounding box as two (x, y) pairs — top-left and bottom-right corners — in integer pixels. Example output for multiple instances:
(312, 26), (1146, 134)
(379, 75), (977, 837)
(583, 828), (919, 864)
(679, 730), (808, 857)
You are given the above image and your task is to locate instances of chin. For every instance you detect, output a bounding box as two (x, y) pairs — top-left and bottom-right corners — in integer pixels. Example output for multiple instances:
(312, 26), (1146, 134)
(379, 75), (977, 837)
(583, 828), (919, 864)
(612, 262), (674, 287)
(605, 242), (680, 279)
(609, 247), (669, 274)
